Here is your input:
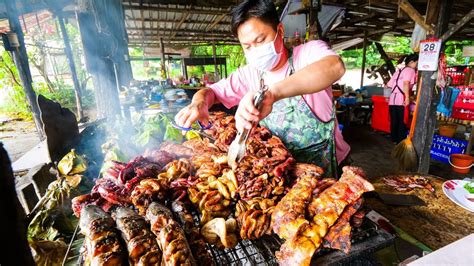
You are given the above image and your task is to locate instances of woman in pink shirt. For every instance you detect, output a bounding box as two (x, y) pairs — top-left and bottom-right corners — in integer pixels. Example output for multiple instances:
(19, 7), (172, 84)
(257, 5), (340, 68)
(175, 0), (349, 177)
(386, 54), (418, 143)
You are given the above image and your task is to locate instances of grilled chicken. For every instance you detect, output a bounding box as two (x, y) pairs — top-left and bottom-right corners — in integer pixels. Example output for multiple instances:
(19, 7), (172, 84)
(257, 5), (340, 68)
(115, 207), (161, 265)
(272, 174), (319, 240)
(276, 166), (374, 266)
(146, 202), (196, 266)
(79, 205), (125, 266)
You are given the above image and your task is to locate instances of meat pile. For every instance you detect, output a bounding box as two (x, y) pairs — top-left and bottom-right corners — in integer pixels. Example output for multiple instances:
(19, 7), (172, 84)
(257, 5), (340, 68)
(382, 175), (435, 192)
(72, 112), (374, 265)
(273, 166), (374, 266)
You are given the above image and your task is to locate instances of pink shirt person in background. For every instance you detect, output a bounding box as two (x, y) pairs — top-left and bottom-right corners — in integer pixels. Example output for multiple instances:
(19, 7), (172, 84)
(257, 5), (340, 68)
(387, 67), (417, 106)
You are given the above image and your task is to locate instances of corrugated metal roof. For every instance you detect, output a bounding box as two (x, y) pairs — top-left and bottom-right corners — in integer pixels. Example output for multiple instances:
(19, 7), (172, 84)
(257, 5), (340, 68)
(123, 1), (238, 47)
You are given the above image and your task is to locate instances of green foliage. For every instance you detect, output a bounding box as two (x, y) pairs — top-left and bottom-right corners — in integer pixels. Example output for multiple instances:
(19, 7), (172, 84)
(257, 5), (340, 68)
(0, 50), (32, 118)
(0, 20), (95, 118)
(445, 40), (474, 66)
(339, 36), (473, 70)
(133, 113), (184, 147)
(190, 45), (246, 78)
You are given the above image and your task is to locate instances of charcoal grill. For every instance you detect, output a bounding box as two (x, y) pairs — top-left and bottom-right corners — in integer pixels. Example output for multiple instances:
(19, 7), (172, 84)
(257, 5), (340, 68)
(64, 214), (394, 265)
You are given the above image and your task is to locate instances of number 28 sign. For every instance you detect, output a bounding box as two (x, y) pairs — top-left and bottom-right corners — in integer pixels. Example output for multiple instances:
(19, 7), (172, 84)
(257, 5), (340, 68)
(418, 39), (442, 71)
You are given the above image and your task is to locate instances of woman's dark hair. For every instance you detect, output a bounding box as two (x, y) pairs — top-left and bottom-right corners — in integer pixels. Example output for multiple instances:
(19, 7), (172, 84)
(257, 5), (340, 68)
(230, 0), (280, 36)
(404, 53), (419, 64)
(397, 53), (419, 65)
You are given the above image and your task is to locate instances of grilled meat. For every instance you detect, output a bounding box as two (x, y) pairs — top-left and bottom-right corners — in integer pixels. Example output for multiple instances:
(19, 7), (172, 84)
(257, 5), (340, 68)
(157, 142), (193, 158)
(171, 200), (195, 234)
(170, 200), (215, 265)
(276, 166), (374, 266)
(146, 202), (196, 265)
(272, 174), (319, 240)
(322, 198), (363, 253)
(382, 175), (435, 192)
(131, 178), (169, 215)
(79, 205), (125, 266)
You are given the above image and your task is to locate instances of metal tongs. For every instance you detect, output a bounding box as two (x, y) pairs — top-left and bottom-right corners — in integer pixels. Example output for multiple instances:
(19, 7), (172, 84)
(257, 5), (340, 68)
(228, 79), (268, 169)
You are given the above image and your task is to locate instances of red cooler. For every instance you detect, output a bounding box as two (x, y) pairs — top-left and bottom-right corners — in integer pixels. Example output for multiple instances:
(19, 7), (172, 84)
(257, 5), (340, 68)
(371, 95), (390, 133)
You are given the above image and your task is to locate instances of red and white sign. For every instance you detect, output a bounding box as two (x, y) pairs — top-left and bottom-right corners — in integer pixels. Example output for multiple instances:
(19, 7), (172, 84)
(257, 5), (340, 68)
(418, 39), (442, 71)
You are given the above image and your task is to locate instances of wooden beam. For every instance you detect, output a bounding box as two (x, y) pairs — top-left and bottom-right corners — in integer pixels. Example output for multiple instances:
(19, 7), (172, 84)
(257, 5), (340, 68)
(212, 41), (219, 79)
(171, 12), (189, 38)
(122, 3), (229, 16)
(440, 9), (474, 42)
(160, 37), (166, 79)
(5, 0), (45, 140)
(360, 31), (368, 88)
(374, 42), (396, 74)
(425, 0), (441, 27)
(127, 27), (231, 35)
(206, 14), (226, 31)
(399, 0), (434, 33)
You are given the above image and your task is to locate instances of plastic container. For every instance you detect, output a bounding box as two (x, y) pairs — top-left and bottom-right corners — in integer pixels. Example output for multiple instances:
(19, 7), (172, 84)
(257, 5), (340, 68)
(371, 95), (390, 133)
(430, 134), (468, 164)
(449, 154), (474, 174)
(438, 123), (457, 138)
(452, 86), (474, 121)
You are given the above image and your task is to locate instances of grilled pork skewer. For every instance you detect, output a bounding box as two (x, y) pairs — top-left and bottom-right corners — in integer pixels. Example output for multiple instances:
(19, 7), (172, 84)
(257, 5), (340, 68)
(146, 202), (196, 266)
(79, 205), (125, 266)
(171, 200), (215, 266)
(115, 207), (162, 265)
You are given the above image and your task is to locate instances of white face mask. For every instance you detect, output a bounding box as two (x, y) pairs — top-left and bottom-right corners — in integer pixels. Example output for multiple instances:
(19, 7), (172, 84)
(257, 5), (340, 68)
(244, 32), (282, 72)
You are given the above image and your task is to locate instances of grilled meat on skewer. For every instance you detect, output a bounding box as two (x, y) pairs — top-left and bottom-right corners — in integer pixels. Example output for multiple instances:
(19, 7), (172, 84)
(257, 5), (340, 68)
(79, 205), (125, 266)
(146, 202), (196, 265)
(115, 207), (161, 265)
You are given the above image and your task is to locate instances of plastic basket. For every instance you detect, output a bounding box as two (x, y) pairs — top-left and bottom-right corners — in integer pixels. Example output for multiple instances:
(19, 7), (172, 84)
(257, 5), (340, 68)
(452, 86), (474, 121)
(430, 134), (468, 164)
(446, 66), (469, 86)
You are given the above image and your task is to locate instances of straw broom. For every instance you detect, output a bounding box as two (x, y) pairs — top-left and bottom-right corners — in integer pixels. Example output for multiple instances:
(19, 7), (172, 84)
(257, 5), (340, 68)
(391, 76), (423, 171)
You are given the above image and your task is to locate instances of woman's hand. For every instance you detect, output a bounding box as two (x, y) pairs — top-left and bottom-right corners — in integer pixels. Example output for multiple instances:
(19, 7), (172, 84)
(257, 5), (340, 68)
(175, 100), (210, 129)
(235, 88), (277, 132)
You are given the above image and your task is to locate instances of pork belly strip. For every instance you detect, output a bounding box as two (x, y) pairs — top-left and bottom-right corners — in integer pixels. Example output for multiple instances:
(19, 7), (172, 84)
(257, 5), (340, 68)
(271, 174), (319, 240)
(276, 166), (374, 266)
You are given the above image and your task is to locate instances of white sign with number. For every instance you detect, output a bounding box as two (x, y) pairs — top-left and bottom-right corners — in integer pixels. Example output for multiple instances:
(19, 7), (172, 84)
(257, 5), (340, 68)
(419, 39), (442, 71)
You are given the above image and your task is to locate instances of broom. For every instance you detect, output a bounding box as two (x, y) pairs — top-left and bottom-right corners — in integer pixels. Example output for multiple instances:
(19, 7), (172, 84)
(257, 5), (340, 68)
(391, 76), (423, 171)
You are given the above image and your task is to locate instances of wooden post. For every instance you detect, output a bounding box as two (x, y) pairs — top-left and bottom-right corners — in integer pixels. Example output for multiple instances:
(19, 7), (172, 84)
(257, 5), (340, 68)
(5, 0), (45, 140)
(212, 41), (219, 80)
(360, 31), (368, 88)
(413, 0), (452, 174)
(224, 61), (228, 78)
(76, 0), (130, 119)
(182, 59), (188, 80)
(160, 37), (167, 79)
(57, 14), (83, 121)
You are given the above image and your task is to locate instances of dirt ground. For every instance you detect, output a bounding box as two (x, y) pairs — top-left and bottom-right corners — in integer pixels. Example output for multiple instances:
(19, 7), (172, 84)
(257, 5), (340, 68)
(0, 116), (40, 162)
